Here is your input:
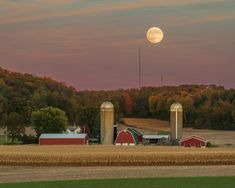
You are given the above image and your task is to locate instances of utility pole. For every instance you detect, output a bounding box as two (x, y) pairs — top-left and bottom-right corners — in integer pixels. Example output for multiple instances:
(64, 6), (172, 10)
(138, 46), (141, 89)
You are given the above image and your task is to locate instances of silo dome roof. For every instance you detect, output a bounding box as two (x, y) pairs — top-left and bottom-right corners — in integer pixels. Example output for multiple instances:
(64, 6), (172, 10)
(170, 103), (183, 111)
(101, 101), (114, 109)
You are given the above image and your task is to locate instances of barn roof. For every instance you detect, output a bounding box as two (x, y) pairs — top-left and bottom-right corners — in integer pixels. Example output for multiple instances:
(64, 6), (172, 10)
(40, 133), (87, 139)
(131, 131), (139, 144)
(127, 128), (143, 136)
(143, 135), (169, 139)
(180, 135), (207, 143)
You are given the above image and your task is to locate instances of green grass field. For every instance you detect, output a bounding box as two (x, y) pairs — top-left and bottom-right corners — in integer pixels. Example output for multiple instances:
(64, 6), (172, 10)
(0, 134), (22, 145)
(0, 135), (5, 144)
(0, 176), (234, 188)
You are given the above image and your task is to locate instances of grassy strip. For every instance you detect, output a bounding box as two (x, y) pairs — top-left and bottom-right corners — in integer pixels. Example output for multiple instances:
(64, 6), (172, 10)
(0, 176), (235, 188)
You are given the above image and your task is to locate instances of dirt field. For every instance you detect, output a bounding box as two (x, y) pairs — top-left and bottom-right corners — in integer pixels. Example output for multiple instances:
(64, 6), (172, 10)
(0, 165), (235, 183)
(121, 118), (235, 147)
(122, 118), (170, 132)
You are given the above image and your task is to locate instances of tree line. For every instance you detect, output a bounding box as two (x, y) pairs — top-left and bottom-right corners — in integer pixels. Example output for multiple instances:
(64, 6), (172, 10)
(0, 67), (235, 143)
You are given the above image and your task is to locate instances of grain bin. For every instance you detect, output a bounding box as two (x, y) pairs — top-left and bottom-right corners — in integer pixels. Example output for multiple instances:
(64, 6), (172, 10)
(170, 103), (183, 142)
(100, 101), (114, 144)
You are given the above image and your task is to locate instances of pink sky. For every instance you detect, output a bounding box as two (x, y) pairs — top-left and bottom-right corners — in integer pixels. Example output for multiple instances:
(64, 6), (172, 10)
(0, 0), (235, 90)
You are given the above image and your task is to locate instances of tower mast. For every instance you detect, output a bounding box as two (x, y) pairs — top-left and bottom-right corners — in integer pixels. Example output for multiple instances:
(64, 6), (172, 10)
(139, 46), (141, 89)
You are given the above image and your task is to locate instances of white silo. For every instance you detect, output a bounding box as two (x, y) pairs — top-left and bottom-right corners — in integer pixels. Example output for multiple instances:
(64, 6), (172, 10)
(100, 101), (114, 145)
(170, 103), (183, 142)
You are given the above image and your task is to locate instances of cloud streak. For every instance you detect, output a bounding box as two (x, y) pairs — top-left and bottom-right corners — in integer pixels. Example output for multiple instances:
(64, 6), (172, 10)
(0, 0), (231, 25)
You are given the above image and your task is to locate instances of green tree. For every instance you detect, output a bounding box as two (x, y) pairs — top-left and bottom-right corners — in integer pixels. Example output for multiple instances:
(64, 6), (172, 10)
(5, 112), (25, 144)
(149, 94), (170, 120)
(133, 95), (149, 117)
(32, 87), (51, 109)
(77, 106), (100, 139)
(31, 107), (68, 137)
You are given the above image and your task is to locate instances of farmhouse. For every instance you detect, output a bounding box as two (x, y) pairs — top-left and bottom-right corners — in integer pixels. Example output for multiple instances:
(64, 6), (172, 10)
(65, 127), (81, 134)
(115, 128), (139, 145)
(180, 135), (207, 148)
(142, 135), (169, 145)
(39, 133), (89, 145)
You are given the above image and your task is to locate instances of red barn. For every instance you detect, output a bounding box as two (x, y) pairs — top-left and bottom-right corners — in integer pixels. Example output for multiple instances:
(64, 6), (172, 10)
(127, 128), (143, 143)
(115, 129), (139, 145)
(180, 135), (207, 148)
(39, 134), (89, 145)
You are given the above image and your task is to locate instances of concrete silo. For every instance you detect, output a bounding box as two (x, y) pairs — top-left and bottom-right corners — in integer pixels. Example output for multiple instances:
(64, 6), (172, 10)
(170, 103), (183, 142)
(100, 101), (114, 145)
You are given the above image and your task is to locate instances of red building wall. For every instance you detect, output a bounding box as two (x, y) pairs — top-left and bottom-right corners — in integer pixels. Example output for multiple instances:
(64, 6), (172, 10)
(180, 137), (206, 147)
(115, 131), (135, 144)
(40, 136), (88, 145)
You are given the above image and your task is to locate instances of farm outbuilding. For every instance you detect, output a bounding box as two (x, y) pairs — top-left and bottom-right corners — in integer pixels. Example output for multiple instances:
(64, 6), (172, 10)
(115, 128), (139, 145)
(180, 135), (207, 148)
(142, 135), (169, 145)
(39, 133), (89, 145)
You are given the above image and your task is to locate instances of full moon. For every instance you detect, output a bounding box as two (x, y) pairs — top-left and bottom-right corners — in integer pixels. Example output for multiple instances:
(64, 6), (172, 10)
(146, 27), (164, 44)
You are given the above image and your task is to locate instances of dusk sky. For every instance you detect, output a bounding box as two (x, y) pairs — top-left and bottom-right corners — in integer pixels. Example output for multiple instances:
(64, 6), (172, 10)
(0, 0), (235, 90)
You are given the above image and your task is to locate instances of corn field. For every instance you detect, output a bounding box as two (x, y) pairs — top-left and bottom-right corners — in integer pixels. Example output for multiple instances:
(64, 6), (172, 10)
(0, 145), (235, 166)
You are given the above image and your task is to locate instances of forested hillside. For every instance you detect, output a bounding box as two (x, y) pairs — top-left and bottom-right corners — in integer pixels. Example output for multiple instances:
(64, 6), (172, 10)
(0, 67), (80, 126)
(78, 85), (235, 130)
(0, 67), (235, 142)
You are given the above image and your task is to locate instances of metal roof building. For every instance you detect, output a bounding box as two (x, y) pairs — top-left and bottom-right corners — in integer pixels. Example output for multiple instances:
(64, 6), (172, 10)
(180, 135), (207, 148)
(142, 135), (169, 139)
(39, 133), (89, 145)
(142, 135), (169, 145)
